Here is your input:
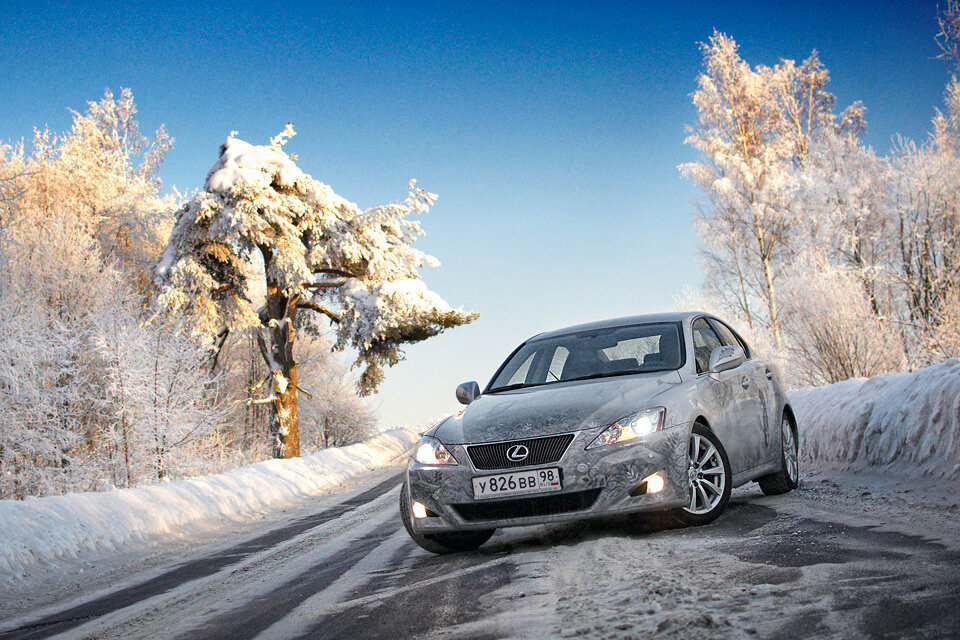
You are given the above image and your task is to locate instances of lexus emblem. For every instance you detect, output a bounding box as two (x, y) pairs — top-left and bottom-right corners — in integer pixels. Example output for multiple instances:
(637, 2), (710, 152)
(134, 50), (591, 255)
(506, 444), (530, 462)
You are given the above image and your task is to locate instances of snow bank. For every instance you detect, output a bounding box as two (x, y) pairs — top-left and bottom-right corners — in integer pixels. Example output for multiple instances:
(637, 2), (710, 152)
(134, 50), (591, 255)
(791, 359), (960, 478)
(0, 428), (418, 578)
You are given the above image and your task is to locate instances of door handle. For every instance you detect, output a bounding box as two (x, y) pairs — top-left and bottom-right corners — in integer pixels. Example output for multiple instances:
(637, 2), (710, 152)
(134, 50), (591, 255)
(765, 368), (773, 380)
(741, 376), (751, 389)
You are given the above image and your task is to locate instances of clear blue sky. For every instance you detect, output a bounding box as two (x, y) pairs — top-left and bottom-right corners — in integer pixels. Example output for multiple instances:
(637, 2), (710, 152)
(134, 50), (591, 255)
(0, 1), (952, 428)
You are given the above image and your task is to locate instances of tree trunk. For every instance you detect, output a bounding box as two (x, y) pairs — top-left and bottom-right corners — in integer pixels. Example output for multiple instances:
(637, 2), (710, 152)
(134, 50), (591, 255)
(256, 247), (305, 459)
(256, 282), (302, 458)
(761, 253), (783, 350)
(276, 364), (300, 458)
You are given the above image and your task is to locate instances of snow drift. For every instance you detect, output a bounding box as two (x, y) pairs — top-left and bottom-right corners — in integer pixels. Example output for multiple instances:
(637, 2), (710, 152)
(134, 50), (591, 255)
(791, 358), (960, 478)
(0, 428), (418, 579)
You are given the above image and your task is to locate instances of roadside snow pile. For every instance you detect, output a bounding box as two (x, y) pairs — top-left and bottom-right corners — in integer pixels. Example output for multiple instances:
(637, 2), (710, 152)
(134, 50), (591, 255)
(791, 358), (960, 478)
(0, 428), (418, 580)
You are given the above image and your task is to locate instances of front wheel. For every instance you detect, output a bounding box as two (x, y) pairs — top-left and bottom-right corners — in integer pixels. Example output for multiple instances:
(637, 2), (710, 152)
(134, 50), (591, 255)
(399, 483), (495, 554)
(673, 423), (732, 527)
(758, 415), (799, 495)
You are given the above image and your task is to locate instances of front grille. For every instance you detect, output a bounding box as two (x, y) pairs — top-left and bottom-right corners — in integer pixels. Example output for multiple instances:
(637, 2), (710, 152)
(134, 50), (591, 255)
(452, 489), (602, 522)
(467, 433), (575, 470)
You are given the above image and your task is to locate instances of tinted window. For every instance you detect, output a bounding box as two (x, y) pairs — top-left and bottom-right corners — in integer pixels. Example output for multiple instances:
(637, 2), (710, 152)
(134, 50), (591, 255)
(692, 318), (723, 374)
(489, 322), (683, 391)
(708, 318), (750, 357)
(506, 352), (536, 385)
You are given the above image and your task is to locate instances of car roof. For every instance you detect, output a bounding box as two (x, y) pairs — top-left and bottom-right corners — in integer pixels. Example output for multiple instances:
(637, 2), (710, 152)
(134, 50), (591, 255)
(528, 311), (706, 341)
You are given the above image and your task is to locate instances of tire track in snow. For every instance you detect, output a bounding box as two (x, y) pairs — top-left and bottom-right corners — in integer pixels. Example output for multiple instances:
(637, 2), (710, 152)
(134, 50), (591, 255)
(0, 473), (403, 640)
(289, 551), (516, 640)
(172, 519), (402, 640)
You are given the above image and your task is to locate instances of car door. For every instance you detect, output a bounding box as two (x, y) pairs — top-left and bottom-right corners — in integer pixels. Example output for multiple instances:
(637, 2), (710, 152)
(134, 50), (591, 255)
(707, 318), (772, 469)
(691, 317), (763, 476)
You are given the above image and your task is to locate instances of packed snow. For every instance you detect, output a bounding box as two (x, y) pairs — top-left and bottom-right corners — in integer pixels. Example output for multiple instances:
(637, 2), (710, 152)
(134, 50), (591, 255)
(4, 359), (958, 586)
(0, 428), (418, 581)
(791, 358), (960, 478)
(205, 126), (305, 193)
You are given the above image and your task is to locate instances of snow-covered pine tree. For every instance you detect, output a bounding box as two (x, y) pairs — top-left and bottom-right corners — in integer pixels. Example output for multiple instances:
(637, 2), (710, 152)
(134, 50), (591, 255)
(156, 125), (477, 458)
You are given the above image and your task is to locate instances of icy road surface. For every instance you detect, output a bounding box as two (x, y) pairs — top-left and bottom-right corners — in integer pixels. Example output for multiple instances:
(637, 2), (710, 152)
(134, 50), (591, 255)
(1, 466), (958, 640)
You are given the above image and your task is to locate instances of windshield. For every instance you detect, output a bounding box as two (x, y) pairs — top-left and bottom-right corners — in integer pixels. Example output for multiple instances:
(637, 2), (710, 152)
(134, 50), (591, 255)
(488, 322), (683, 392)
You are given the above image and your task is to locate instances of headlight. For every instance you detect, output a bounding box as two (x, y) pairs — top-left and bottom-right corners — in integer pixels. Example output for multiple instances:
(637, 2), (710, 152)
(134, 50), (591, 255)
(586, 407), (666, 450)
(414, 436), (459, 465)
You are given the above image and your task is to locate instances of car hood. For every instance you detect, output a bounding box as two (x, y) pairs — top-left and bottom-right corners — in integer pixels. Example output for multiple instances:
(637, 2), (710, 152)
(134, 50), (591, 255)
(433, 371), (683, 444)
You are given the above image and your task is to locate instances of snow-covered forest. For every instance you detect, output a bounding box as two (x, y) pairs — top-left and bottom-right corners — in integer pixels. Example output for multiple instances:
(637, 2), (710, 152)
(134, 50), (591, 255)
(680, 22), (960, 386)
(0, 93), (473, 499)
(2, 4), (958, 504)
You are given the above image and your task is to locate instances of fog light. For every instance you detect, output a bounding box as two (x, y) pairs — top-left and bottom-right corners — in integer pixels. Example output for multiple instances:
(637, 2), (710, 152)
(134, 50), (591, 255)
(644, 472), (665, 494)
(412, 501), (428, 519)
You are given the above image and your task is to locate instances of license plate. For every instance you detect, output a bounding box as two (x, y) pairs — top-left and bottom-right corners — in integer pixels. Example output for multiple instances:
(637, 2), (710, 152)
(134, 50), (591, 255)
(472, 468), (562, 500)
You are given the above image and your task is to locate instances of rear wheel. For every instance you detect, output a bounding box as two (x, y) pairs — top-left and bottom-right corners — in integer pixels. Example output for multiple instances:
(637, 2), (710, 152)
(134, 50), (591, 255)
(758, 415), (799, 495)
(399, 483), (495, 554)
(673, 423), (732, 527)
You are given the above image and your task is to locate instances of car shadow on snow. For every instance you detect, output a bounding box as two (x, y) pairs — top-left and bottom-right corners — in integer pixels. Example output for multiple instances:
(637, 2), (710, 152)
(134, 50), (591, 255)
(472, 496), (781, 557)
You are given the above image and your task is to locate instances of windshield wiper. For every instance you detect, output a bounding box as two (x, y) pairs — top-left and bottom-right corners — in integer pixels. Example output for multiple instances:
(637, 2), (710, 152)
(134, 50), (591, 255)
(487, 382), (544, 393)
(563, 370), (646, 383)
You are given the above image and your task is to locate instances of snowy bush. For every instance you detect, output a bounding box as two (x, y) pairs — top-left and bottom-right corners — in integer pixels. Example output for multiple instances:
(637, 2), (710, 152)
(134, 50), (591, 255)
(777, 256), (905, 386)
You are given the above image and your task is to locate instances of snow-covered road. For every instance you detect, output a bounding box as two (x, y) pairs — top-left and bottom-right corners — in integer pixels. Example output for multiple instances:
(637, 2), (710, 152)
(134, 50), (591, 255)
(1, 463), (958, 640)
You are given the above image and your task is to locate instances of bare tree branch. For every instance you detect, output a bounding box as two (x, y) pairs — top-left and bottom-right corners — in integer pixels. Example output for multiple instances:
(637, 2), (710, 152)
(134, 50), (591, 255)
(303, 277), (349, 290)
(208, 327), (230, 372)
(937, 0), (960, 70)
(312, 268), (357, 278)
(250, 373), (271, 394)
(296, 301), (342, 323)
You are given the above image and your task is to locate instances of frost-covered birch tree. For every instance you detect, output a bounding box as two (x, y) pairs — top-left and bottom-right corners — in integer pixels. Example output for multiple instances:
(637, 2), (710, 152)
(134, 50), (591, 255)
(156, 125), (477, 458)
(681, 26), (960, 384)
(680, 32), (841, 349)
(11, 89), (176, 289)
(0, 217), (119, 497)
(888, 81), (960, 360)
(93, 288), (231, 486)
(937, 0), (960, 70)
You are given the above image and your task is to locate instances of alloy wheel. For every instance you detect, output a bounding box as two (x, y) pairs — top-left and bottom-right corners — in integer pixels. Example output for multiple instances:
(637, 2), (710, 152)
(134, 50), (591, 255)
(782, 418), (799, 484)
(682, 432), (727, 515)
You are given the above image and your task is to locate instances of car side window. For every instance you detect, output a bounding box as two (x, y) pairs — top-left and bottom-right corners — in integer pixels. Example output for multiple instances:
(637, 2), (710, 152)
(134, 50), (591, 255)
(708, 318), (750, 358)
(692, 318), (724, 374)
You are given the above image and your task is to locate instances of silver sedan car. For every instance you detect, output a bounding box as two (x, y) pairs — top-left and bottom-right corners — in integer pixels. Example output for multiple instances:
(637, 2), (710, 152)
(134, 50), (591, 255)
(400, 312), (799, 553)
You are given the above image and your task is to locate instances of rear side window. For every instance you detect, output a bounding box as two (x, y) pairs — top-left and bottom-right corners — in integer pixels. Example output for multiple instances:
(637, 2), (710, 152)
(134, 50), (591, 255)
(708, 318), (751, 358)
(692, 318), (723, 374)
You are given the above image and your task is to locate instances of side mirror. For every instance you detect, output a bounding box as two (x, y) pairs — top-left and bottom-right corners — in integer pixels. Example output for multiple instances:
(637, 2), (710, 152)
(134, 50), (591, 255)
(708, 345), (745, 374)
(456, 381), (481, 405)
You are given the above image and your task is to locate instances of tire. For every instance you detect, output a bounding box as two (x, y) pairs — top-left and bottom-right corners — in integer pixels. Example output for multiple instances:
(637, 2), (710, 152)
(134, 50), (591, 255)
(399, 483), (495, 554)
(758, 414), (799, 495)
(673, 423), (732, 527)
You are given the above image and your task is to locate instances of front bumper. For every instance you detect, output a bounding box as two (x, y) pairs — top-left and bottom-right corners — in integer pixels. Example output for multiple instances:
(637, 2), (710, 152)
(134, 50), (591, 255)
(406, 424), (692, 533)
